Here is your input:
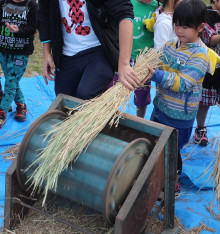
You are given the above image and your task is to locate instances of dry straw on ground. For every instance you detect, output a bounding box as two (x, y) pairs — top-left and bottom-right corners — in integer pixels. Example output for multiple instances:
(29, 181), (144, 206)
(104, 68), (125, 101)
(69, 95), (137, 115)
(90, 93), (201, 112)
(25, 48), (162, 205)
(5, 195), (184, 234)
(6, 196), (113, 234)
(197, 131), (220, 207)
(0, 144), (20, 161)
(210, 134), (220, 205)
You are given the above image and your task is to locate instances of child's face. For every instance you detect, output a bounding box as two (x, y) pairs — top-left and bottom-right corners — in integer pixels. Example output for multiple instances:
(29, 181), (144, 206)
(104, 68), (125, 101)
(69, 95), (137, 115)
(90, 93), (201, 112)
(213, 0), (220, 12)
(174, 23), (205, 46)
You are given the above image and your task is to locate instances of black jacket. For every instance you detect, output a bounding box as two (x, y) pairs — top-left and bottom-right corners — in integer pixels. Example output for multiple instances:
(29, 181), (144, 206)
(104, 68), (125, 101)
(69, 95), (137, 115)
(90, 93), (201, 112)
(37, 0), (134, 70)
(0, 0), (37, 55)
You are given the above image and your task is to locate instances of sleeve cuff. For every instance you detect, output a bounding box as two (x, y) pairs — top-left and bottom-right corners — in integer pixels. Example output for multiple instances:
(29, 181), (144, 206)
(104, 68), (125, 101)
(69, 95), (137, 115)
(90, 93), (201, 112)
(151, 68), (164, 84)
(119, 18), (133, 23)
(42, 40), (51, 44)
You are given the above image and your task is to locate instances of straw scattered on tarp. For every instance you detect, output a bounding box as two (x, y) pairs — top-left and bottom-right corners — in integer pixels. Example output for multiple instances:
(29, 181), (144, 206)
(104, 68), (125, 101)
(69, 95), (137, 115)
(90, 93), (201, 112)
(188, 221), (215, 233)
(210, 135), (220, 206)
(0, 143), (20, 161)
(195, 131), (220, 207)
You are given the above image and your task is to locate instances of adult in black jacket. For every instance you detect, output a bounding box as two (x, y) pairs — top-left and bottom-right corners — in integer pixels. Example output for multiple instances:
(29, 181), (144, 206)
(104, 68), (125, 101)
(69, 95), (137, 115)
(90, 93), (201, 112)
(37, 0), (140, 99)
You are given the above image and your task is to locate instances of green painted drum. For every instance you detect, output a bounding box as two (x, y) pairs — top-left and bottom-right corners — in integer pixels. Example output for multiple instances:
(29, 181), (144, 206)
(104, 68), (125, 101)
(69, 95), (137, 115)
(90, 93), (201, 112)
(17, 110), (152, 224)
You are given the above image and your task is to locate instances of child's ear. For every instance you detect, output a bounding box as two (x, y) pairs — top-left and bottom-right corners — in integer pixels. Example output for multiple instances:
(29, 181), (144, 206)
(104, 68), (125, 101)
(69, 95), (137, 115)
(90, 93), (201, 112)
(198, 23), (205, 33)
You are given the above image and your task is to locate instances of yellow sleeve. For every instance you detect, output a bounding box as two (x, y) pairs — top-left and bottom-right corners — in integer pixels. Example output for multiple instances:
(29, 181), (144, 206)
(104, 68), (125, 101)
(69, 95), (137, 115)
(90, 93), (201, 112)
(208, 48), (220, 75)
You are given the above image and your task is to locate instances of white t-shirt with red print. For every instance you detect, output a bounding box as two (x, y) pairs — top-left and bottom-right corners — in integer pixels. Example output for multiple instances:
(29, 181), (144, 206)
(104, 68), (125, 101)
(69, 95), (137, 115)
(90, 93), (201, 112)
(59, 0), (101, 56)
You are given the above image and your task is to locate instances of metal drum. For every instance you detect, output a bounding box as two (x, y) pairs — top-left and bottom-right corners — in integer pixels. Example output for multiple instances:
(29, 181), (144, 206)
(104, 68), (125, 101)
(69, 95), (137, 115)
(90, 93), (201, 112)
(16, 110), (153, 224)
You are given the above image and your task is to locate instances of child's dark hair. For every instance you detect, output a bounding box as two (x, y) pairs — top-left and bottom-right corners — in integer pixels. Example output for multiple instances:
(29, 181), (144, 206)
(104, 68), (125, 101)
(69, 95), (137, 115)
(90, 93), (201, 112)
(157, 0), (179, 9)
(173, 0), (207, 29)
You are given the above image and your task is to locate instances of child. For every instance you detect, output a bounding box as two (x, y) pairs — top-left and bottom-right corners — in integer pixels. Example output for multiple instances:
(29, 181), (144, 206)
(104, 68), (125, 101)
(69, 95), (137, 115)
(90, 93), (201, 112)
(153, 0), (180, 49)
(131, 0), (158, 118)
(0, 0), (37, 129)
(146, 0), (211, 196)
(194, 0), (220, 145)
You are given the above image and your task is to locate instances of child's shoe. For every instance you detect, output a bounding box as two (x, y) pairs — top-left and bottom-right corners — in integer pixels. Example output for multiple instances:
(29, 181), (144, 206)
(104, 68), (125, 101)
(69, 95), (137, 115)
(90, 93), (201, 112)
(175, 182), (181, 199)
(194, 126), (208, 145)
(15, 103), (27, 122)
(0, 110), (6, 129)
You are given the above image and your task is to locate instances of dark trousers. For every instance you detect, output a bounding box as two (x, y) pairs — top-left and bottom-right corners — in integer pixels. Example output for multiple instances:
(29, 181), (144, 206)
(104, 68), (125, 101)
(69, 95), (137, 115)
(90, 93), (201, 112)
(55, 46), (114, 100)
(151, 116), (192, 175)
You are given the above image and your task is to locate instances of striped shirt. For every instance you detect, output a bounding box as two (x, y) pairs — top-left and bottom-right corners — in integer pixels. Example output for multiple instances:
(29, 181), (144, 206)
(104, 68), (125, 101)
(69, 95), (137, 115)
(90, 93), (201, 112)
(152, 38), (211, 121)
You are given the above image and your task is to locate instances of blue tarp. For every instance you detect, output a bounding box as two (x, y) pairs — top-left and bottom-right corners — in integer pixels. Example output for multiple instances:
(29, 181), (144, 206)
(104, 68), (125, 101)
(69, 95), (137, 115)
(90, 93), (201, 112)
(0, 76), (219, 232)
(0, 76), (55, 228)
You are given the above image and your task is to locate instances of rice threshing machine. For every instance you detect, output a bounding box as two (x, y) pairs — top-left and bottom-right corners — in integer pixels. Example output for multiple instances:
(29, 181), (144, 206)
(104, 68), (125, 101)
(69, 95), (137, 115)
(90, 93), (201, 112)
(4, 94), (178, 233)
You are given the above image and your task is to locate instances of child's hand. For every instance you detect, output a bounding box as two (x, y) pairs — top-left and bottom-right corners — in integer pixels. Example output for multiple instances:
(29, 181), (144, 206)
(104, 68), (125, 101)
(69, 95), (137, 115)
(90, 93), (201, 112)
(5, 22), (19, 33)
(142, 65), (155, 83)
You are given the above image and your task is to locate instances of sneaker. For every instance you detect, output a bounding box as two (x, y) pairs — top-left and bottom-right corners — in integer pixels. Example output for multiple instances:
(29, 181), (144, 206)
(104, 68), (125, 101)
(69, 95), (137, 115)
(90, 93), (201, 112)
(194, 126), (208, 145)
(0, 110), (6, 129)
(0, 90), (12, 112)
(15, 103), (27, 122)
(175, 183), (181, 199)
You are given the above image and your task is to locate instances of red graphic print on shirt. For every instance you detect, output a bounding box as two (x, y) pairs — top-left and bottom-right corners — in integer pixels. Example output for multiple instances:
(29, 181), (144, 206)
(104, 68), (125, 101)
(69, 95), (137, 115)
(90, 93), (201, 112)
(62, 0), (91, 36)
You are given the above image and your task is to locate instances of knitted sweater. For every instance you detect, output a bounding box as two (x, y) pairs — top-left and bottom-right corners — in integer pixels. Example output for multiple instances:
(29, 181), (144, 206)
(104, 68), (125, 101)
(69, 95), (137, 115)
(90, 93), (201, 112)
(0, 0), (37, 55)
(152, 38), (211, 122)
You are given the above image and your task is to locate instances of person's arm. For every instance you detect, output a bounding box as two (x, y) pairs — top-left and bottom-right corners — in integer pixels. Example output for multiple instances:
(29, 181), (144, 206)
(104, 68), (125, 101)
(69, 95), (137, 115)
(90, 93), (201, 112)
(37, 0), (51, 41)
(104, 0), (140, 90)
(209, 34), (220, 47)
(149, 50), (210, 93)
(42, 42), (55, 85)
(37, 0), (55, 85)
(118, 19), (140, 90)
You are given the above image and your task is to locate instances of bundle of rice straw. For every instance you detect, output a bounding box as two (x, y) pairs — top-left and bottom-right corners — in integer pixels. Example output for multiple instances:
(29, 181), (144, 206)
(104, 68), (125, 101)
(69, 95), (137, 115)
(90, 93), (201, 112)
(27, 48), (162, 205)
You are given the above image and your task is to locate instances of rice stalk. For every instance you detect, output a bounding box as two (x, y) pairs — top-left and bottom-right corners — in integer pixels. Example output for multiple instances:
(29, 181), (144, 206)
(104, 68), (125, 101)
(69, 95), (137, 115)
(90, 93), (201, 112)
(212, 141), (220, 205)
(26, 48), (162, 205)
(0, 143), (20, 161)
(201, 132), (220, 207)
